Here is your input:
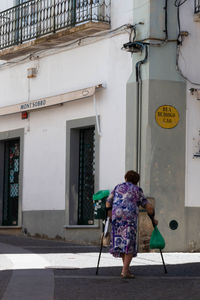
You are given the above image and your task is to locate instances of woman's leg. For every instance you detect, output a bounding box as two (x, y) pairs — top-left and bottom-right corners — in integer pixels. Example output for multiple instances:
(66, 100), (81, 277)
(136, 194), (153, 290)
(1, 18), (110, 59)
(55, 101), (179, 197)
(121, 253), (125, 274)
(122, 253), (133, 275)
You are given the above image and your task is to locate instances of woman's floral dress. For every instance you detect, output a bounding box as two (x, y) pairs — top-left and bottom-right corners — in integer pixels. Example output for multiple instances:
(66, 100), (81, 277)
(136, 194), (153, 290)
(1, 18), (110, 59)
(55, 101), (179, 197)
(107, 182), (148, 257)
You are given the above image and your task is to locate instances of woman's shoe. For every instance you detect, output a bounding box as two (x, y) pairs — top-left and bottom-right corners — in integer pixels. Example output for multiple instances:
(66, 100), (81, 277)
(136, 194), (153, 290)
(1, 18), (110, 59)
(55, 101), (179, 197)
(121, 272), (135, 279)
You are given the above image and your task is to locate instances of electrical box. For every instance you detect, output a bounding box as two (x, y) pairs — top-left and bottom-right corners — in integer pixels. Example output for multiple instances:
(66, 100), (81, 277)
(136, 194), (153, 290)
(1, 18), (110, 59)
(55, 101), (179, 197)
(193, 129), (200, 158)
(27, 67), (37, 78)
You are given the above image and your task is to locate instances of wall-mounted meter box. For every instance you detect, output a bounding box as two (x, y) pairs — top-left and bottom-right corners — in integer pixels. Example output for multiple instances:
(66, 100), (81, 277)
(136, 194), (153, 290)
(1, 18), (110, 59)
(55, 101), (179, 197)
(27, 68), (37, 78)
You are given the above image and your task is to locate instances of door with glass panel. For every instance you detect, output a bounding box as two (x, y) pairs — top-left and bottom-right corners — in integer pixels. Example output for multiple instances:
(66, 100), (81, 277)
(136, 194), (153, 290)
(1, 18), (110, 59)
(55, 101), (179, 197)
(2, 139), (20, 226)
(78, 126), (95, 225)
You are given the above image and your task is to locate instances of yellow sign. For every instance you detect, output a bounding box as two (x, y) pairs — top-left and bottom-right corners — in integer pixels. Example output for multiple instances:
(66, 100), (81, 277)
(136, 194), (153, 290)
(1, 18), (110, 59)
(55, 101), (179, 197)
(155, 105), (179, 129)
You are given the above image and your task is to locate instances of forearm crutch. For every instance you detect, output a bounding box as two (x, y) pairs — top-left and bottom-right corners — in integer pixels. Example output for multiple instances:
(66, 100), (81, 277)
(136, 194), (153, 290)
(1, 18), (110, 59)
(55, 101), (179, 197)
(96, 221), (105, 275)
(149, 215), (168, 274)
(96, 215), (110, 275)
(159, 248), (167, 274)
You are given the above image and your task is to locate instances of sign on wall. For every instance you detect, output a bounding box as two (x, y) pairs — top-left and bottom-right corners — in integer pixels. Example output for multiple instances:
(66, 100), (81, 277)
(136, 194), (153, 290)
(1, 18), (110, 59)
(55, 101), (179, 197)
(155, 105), (180, 129)
(0, 86), (99, 116)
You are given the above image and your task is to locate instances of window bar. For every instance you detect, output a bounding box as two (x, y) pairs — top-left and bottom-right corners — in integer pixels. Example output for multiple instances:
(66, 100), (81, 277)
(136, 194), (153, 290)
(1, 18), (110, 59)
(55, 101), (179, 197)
(2, 14), (5, 47)
(43, 1), (45, 34)
(67, 0), (70, 26)
(58, 0), (60, 29)
(8, 10), (10, 46)
(195, 0), (200, 13)
(22, 3), (25, 41)
(40, 0), (43, 36)
(6, 12), (9, 46)
(72, 0), (75, 25)
(22, 3), (24, 41)
(63, 0), (66, 27)
(90, 0), (92, 21)
(20, 4), (23, 43)
(14, 6), (18, 45)
(29, 3), (31, 39)
(78, 0), (80, 23)
(45, 1), (48, 33)
(62, 0), (65, 28)
(53, 0), (56, 32)
(56, 0), (59, 30)
(45, 0), (48, 34)
(36, 0), (39, 37)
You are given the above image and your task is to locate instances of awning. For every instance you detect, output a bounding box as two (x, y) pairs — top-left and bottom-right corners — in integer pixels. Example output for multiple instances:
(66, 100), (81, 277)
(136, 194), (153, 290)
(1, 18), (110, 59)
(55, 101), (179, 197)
(0, 84), (103, 116)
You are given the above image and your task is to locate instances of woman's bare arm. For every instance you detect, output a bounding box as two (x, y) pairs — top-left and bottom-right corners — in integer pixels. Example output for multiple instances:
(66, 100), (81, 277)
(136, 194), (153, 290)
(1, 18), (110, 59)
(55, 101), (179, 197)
(106, 194), (113, 219)
(145, 202), (158, 226)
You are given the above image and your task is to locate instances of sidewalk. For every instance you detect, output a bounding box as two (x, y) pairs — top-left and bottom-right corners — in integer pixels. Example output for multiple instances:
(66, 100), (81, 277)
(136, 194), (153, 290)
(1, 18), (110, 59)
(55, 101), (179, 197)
(0, 234), (199, 300)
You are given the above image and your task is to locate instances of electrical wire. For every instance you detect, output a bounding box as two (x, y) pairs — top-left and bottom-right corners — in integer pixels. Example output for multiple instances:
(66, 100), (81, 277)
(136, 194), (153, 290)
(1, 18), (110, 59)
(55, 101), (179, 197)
(135, 44), (148, 177)
(174, 0), (188, 7)
(0, 50), (40, 69)
(175, 0), (189, 45)
(164, 0), (168, 41)
(176, 45), (200, 86)
(149, 0), (168, 46)
(135, 0), (169, 47)
(174, 0), (200, 85)
(53, 23), (133, 48)
(0, 23), (133, 69)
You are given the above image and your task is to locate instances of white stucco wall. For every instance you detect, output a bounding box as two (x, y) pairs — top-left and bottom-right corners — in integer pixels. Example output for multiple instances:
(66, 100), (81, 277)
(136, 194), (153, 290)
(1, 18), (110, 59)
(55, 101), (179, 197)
(0, 1), (133, 211)
(111, 0), (133, 28)
(179, 1), (200, 207)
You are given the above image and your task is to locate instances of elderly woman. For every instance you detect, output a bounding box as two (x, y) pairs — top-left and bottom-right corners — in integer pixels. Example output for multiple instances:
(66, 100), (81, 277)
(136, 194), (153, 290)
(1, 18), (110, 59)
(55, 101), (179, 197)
(106, 170), (157, 278)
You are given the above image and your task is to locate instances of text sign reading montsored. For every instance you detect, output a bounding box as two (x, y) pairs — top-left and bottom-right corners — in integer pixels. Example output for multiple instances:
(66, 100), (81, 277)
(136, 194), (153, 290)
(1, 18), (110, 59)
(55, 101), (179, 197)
(155, 105), (179, 129)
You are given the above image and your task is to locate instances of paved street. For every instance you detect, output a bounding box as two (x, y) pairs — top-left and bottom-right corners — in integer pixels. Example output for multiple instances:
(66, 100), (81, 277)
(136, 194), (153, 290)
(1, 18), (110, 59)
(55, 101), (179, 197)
(0, 234), (199, 300)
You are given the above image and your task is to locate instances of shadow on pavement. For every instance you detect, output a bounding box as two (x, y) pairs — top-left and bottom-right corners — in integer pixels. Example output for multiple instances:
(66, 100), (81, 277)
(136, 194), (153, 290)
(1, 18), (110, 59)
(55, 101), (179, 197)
(1, 264), (200, 300)
(53, 264), (200, 300)
(0, 264), (200, 300)
(53, 262), (200, 277)
(1, 263), (200, 277)
(0, 234), (102, 254)
(0, 270), (12, 299)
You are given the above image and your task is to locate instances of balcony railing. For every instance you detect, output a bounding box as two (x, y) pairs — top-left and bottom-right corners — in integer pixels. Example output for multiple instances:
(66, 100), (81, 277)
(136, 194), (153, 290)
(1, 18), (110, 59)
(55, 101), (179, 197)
(195, 0), (200, 13)
(0, 0), (110, 50)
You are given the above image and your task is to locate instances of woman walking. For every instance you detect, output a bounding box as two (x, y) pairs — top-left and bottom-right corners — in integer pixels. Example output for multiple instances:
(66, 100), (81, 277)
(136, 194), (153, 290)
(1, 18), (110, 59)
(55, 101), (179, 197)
(106, 170), (157, 278)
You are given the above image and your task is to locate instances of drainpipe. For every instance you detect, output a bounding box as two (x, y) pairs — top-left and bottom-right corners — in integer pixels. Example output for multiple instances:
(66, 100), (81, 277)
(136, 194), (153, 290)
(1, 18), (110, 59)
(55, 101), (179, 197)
(135, 44), (148, 178)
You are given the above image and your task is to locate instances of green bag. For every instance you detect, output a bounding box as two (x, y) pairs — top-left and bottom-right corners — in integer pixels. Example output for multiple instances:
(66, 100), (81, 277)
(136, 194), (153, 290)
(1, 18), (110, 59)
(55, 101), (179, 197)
(93, 190), (110, 220)
(93, 190), (110, 201)
(150, 226), (165, 250)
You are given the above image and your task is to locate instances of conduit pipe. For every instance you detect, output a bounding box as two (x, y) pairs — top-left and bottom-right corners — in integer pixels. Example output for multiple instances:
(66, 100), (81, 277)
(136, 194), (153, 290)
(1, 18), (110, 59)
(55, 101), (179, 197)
(135, 44), (148, 178)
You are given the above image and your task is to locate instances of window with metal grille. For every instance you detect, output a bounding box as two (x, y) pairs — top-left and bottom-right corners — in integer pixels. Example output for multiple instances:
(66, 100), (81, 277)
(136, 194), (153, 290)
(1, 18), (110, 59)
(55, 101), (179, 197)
(66, 117), (99, 226)
(78, 127), (95, 225)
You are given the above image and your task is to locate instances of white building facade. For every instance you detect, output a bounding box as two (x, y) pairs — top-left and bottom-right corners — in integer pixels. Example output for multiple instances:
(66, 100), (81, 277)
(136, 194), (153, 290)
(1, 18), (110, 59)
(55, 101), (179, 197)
(0, 0), (199, 251)
(0, 0), (134, 243)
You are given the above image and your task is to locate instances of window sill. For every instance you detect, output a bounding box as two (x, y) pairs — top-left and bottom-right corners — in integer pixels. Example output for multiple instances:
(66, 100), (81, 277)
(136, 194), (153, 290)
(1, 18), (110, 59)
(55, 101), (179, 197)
(0, 226), (22, 228)
(64, 225), (99, 229)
